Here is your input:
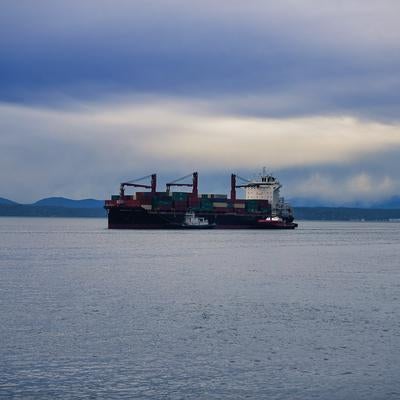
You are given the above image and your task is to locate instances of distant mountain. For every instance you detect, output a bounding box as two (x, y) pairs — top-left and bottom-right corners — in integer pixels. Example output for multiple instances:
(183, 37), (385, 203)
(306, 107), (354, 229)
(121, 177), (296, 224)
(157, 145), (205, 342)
(371, 196), (400, 209)
(33, 197), (104, 208)
(294, 207), (400, 221)
(0, 204), (106, 218)
(288, 197), (330, 207)
(289, 196), (400, 209)
(0, 197), (19, 205)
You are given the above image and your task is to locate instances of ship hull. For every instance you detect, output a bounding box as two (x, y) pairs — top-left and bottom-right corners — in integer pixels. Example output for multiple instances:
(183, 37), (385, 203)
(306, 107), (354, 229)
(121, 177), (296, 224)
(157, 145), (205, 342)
(107, 207), (297, 230)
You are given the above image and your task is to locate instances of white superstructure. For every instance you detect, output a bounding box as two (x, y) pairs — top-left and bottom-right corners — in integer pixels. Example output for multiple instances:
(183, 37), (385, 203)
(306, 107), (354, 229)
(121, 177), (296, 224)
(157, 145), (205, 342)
(245, 170), (282, 210)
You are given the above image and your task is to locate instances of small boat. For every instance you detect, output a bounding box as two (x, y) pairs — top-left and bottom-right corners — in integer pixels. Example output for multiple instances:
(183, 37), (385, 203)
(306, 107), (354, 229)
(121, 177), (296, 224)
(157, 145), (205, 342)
(256, 216), (298, 229)
(179, 212), (216, 229)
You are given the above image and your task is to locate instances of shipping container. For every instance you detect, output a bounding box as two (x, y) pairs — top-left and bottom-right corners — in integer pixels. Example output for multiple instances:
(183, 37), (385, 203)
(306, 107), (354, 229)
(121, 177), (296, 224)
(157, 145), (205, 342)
(140, 199), (152, 206)
(188, 199), (200, 208)
(211, 197), (228, 202)
(201, 194), (228, 199)
(213, 202), (228, 208)
(155, 193), (171, 201)
(172, 192), (189, 200)
(136, 192), (155, 199)
(173, 200), (187, 207)
(153, 198), (172, 204)
(124, 199), (141, 207)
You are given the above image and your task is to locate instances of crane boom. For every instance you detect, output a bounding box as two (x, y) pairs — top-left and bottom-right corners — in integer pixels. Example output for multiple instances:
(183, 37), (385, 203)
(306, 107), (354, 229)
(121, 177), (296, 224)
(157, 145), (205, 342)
(120, 174), (157, 197)
(166, 172), (198, 196)
(166, 173), (194, 185)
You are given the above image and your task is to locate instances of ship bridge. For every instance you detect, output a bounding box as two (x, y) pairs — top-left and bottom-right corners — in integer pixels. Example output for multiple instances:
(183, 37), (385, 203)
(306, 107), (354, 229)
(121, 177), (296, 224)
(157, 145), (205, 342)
(244, 171), (282, 209)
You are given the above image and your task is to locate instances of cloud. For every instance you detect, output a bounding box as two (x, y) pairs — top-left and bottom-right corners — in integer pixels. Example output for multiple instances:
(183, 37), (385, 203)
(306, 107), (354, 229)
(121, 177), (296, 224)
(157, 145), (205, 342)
(1, 1), (400, 203)
(1, 1), (400, 122)
(1, 98), (400, 202)
(289, 172), (400, 203)
(3, 1), (400, 52)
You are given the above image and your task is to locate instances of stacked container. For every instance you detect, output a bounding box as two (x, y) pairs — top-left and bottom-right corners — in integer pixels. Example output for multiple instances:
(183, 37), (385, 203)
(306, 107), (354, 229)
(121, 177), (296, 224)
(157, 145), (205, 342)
(152, 193), (173, 211)
(137, 192), (153, 207)
(245, 200), (259, 212)
(173, 200), (187, 211)
(200, 198), (213, 211)
(172, 192), (188, 201)
(202, 194), (227, 199)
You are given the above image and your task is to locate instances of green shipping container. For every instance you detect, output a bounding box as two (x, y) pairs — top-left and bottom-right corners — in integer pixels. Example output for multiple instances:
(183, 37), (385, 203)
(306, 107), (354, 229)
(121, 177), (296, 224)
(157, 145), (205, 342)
(152, 197), (172, 206)
(172, 192), (189, 200)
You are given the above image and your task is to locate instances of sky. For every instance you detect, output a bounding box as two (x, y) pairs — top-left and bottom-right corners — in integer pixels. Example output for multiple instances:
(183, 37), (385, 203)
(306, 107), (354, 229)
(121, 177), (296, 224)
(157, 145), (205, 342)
(1, 0), (400, 204)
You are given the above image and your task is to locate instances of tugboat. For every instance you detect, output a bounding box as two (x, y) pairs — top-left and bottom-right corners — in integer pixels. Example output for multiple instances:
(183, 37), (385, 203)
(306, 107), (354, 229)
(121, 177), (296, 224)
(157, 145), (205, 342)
(180, 212), (216, 229)
(256, 216), (298, 229)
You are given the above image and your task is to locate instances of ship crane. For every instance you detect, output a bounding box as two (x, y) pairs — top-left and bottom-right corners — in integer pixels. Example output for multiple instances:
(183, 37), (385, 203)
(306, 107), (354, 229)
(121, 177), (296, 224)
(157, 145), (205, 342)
(120, 174), (156, 197)
(230, 174), (252, 202)
(166, 172), (198, 197)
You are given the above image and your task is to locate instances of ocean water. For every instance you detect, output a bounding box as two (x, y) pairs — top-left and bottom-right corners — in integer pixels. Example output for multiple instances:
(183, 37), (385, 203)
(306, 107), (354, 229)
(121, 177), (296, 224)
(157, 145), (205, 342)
(1, 218), (400, 399)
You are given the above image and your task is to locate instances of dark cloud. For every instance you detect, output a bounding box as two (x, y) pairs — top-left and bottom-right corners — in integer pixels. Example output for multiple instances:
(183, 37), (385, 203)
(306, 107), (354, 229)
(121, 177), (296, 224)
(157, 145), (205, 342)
(1, 1), (400, 120)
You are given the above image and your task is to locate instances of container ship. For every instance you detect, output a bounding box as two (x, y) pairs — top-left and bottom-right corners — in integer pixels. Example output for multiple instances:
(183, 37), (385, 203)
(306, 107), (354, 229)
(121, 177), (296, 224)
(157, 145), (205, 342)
(105, 171), (298, 229)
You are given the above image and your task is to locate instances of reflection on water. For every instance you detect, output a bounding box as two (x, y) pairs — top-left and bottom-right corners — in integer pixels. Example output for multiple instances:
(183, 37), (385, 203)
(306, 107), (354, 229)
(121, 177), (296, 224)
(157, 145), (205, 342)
(1, 218), (400, 399)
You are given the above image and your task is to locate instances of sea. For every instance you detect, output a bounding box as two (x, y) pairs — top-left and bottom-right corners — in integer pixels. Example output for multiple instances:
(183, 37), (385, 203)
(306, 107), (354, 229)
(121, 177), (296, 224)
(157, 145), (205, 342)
(1, 217), (400, 399)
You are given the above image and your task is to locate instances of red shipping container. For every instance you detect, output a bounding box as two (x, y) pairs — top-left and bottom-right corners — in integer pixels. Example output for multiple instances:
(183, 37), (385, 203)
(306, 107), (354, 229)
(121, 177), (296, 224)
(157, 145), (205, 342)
(124, 200), (141, 207)
(188, 199), (200, 207)
(139, 199), (152, 205)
